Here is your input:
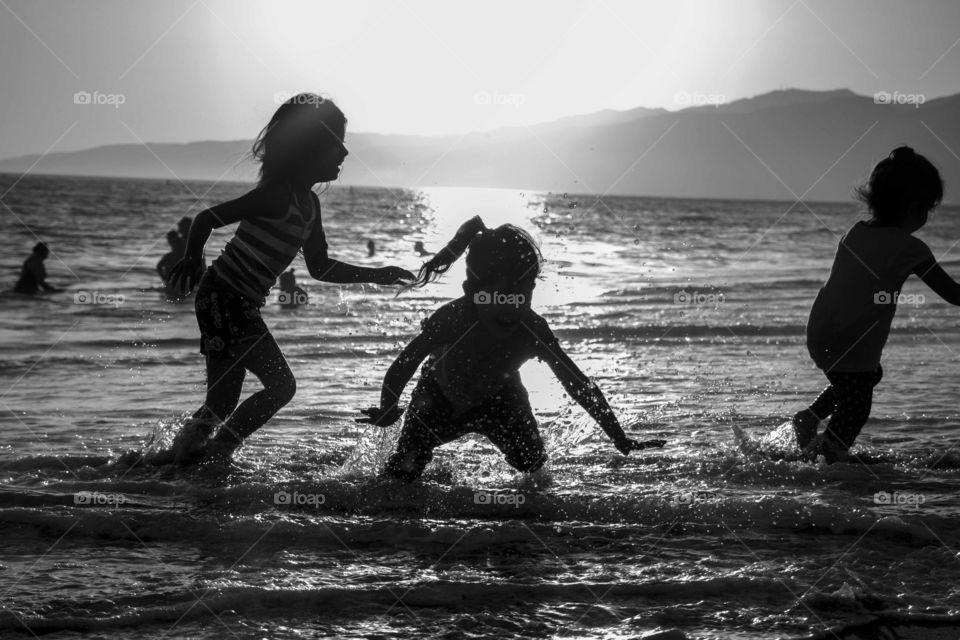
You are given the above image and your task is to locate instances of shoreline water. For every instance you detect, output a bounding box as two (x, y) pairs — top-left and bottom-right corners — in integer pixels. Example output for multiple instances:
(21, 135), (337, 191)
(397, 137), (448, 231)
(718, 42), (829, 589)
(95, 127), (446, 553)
(1, 174), (959, 639)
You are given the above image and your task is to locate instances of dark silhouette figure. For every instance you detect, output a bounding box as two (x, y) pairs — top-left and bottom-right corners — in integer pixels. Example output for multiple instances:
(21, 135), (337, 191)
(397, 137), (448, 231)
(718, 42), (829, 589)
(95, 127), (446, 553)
(367, 239), (376, 257)
(159, 219), (204, 298)
(414, 241), (432, 256)
(795, 146), (960, 463)
(14, 242), (61, 294)
(157, 230), (184, 281)
(166, 93), (415, 464)
(278, 268), (308, 307)
(357, 216), (665, 482)
(177, 216), (193, 251)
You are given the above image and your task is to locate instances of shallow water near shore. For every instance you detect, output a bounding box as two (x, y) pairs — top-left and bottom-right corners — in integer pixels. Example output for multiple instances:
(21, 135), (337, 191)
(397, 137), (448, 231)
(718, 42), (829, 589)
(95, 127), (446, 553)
(2, 174), (960, 639)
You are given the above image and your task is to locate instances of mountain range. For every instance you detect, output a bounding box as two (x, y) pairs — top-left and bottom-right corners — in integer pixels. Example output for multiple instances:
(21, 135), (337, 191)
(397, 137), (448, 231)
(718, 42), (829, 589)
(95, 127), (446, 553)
(2, 88), (958, 202)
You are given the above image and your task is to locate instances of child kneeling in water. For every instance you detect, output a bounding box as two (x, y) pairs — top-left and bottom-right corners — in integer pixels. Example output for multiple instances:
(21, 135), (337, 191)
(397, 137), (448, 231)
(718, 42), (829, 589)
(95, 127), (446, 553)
(796, 147), (960, 462)
(358, 216), (665, 481)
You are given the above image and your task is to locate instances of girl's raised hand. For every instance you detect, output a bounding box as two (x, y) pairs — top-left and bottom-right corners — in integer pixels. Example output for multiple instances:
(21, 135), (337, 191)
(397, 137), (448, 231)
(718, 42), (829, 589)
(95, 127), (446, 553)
(375, 266), (416, 286)
(168, 256), (205, 295)
(356, 404), (404, 427)
(614, 437), (667, 455)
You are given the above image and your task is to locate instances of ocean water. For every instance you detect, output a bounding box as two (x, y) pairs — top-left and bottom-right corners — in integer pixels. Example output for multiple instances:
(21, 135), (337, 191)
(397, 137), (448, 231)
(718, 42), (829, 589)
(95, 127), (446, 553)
(1, 173), (960, 640)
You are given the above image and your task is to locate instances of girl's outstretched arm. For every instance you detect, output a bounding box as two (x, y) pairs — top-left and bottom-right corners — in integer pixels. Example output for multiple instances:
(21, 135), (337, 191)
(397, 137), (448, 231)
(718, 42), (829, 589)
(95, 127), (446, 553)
(169, 185), (289, 293)
(303, 194), (414, 286)
(357, 329), (440, 427)
(530, 318), (664, 454)
(916, 258), (960, 305)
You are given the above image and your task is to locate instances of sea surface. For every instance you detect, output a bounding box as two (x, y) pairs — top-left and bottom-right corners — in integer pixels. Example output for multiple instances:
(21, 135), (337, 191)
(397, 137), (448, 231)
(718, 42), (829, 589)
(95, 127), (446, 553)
(1, 173), (960, 639)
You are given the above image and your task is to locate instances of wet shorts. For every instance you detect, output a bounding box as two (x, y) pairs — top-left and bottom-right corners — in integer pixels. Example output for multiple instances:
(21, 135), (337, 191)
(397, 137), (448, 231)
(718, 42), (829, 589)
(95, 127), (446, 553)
(194, 269), (269, 359)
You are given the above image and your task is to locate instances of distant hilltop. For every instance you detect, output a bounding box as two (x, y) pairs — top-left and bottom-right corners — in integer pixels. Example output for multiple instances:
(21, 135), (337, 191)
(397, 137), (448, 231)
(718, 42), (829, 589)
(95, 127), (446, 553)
(1, 88), (958, 203)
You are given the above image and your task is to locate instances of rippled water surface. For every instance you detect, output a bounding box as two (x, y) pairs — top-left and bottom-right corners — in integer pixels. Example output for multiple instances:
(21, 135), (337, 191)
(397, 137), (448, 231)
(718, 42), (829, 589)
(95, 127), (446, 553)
(2, 174), (960, 639)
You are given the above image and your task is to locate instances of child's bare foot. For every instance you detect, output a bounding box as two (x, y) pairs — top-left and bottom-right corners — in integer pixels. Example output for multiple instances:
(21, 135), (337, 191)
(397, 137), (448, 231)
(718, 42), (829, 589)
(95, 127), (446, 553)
(818, 438), (850, 464)
(792, 409), (819, 450)
(201, 430), (241, 463)
(171, 418), (219, 465)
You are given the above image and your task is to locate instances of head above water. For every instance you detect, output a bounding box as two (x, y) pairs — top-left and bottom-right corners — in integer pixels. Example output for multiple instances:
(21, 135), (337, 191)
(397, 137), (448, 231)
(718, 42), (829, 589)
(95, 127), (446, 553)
(251, 93), (348, 188)
(856, 146), (943, 230)
(177, 216), (192, 237)
(166, 229), (182, 250)
(405, 216), (543, 295)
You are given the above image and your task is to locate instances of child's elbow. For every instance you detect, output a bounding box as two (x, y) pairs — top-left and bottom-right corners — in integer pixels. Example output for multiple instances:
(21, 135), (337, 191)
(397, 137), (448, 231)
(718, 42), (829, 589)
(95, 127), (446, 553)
(307, 258), (332, 281)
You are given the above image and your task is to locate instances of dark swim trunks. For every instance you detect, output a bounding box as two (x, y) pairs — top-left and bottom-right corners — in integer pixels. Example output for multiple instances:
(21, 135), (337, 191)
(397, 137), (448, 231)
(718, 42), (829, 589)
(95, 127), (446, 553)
(385, 373), (547, 482)
(194, 268), (270, 359)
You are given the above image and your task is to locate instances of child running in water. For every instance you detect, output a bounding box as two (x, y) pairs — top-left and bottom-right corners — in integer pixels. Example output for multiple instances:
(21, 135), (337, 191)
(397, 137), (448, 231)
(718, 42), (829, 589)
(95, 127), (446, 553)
(358, 216), (665, 481)
(168, 93), (414, 463)
(795, 146), (960, 462)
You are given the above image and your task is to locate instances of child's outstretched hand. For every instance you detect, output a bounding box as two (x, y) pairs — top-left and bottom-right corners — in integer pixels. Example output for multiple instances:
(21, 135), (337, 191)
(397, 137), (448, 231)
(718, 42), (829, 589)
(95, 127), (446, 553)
(169, 256), (205, 294)
(375, 266), (415, 286)
(356, 405), (404, 427)
(614, 437), (667, 455)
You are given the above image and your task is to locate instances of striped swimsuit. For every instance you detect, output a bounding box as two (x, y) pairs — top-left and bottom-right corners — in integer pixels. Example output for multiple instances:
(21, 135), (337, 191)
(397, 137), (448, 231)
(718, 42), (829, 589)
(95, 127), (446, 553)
(212, 191), (318, 305)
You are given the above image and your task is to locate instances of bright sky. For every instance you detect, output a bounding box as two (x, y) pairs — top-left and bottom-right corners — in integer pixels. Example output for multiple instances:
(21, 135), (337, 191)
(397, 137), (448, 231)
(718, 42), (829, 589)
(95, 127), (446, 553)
(1, 0), (958, 157)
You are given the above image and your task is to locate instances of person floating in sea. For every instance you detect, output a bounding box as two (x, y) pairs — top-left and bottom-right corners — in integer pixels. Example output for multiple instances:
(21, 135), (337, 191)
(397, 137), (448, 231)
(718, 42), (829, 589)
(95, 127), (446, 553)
(167, 93), (415, 464)
(14, 242), (62, 295)
(367, 239), (376, 257)
(176, 216), (193, 253)
(795, 146), (960, 463)
(277, 268), (308, 307)
(413, 241), (432, 256)
(157, 230), (186, 298)
(358, 215), (665, 481)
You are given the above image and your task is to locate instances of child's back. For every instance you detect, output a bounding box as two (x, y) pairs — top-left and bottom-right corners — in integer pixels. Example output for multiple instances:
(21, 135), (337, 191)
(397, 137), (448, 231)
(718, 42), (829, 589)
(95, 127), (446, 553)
(419, 297), (557, 414)
(795, 146), (960, 462)
(807, 221), (933, 372)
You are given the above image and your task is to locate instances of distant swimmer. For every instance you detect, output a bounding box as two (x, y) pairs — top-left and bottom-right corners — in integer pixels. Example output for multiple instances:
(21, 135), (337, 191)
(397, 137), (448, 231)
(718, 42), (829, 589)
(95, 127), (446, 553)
(413, 241), (432, 257)
(14, 242), (62, 294)
(157, 230), (184, 282)
(367, 239), (376, 257)
(176, 216), (193, 257)
(278, 268), (308, 306)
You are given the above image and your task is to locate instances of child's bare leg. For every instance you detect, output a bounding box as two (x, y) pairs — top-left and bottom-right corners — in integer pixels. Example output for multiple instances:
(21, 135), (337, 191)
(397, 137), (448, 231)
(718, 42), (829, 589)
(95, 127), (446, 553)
(384, 378), (464, 482)
(476, 382), (547, 474)
(794, 385), (838, 449)
(168, 356), (246, 464)
(205, 335), (295, 459)
(819, 367), (882, 463)
(193, 355), (246, 423)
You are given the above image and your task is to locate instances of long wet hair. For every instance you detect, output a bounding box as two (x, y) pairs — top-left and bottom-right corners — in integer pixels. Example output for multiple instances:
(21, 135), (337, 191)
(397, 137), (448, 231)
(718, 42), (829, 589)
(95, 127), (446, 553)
(251, 93), (346, 187)
(856, 146), (943, 226)
(405, 216), (543, 293)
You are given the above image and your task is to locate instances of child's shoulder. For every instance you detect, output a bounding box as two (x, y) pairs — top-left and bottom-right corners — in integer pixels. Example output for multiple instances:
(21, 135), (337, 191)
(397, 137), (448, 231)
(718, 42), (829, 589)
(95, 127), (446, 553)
(420, 297), (469, 332)
(848, 221), (930, 248)
(243, 182), (293, 219)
